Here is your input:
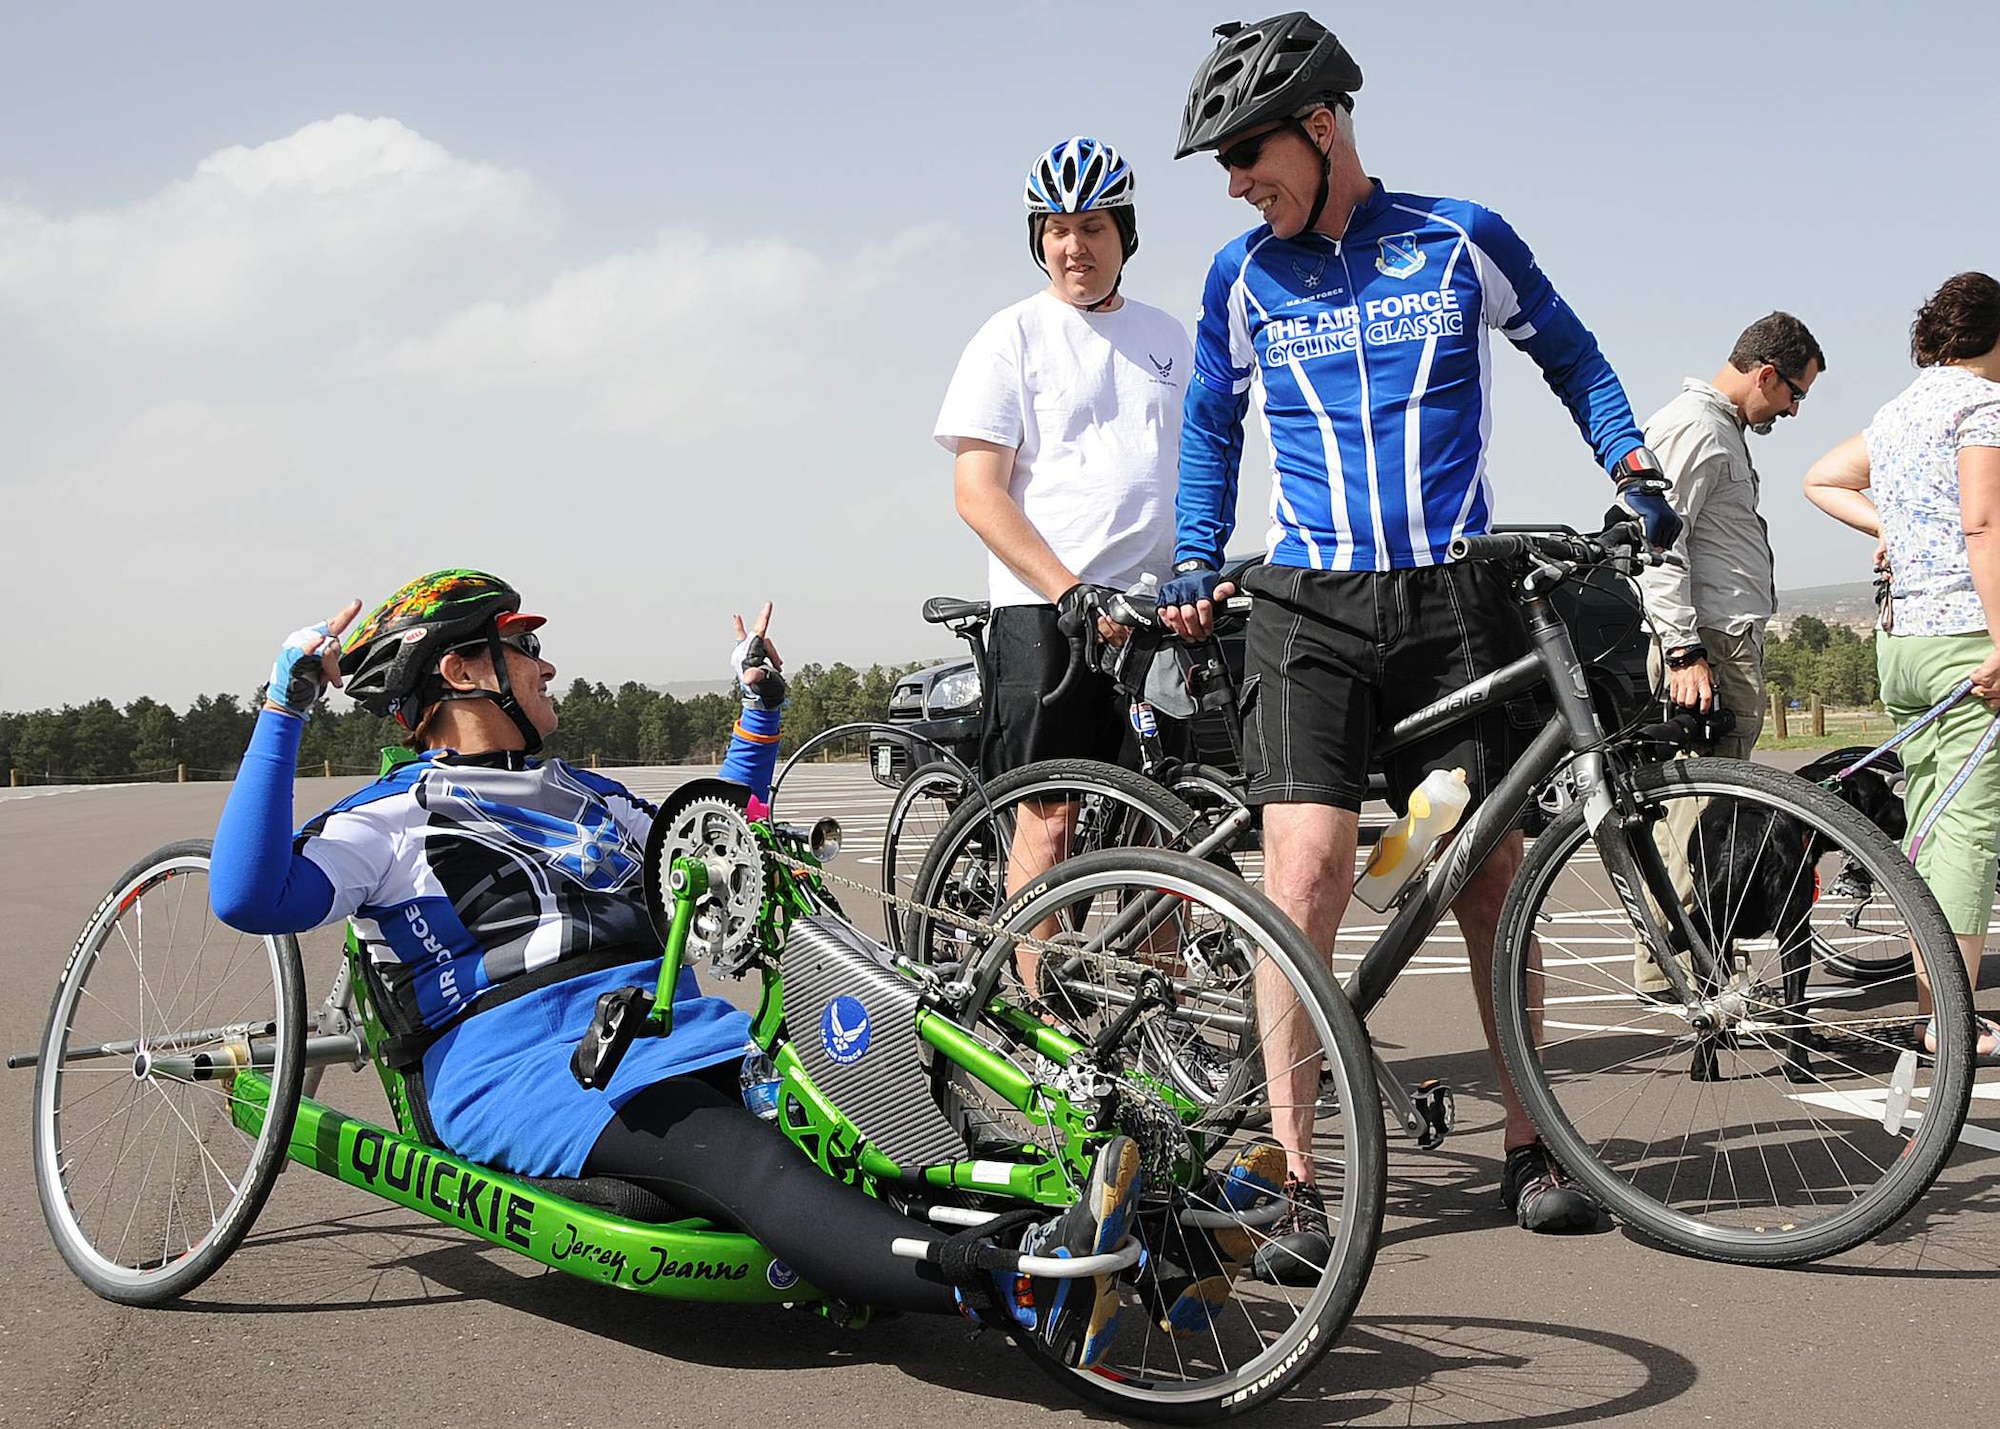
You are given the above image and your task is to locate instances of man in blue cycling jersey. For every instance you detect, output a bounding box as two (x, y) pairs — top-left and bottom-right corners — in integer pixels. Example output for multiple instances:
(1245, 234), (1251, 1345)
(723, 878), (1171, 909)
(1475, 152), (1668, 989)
(1158, 13), (1683, 1253)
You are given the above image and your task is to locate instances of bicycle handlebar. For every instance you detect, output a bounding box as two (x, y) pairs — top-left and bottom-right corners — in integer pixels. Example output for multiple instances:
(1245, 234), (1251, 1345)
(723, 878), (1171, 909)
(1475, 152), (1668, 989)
(1040, 589), (1253, 708)
(1448, 519), (1648, 568)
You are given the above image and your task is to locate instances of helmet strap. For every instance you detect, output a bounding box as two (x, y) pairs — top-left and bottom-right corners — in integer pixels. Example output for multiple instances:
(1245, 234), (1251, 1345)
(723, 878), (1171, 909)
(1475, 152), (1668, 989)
(414, 625), (544, 755)
(1291, 116), (1335, 236)
(479, 623), (545, 756)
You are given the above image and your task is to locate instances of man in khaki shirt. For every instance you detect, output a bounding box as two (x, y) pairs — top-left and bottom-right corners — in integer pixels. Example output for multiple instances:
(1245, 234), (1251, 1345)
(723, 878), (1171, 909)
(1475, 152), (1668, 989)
(1638, 312), (1826, 757)
(1634, 313), (1824, 994)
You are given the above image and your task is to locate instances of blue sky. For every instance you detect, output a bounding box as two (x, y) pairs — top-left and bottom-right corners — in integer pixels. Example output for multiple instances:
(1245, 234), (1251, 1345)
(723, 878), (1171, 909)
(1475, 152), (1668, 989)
(4, 1), (1995, 707)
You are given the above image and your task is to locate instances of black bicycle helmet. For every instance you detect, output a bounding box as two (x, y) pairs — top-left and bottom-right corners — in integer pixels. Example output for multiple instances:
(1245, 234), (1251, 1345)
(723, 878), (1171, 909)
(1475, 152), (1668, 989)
(339, 568), (548, 751)
(1176, 13), (1364, 159)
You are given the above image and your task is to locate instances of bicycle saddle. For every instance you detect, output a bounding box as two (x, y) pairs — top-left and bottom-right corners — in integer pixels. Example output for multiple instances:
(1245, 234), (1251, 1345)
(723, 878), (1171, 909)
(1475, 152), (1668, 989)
(922, 597), (990, 625)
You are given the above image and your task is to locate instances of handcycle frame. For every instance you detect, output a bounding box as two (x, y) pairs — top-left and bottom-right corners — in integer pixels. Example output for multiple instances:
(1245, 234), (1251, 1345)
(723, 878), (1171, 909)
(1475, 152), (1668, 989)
(220, 805), (1161, 1311)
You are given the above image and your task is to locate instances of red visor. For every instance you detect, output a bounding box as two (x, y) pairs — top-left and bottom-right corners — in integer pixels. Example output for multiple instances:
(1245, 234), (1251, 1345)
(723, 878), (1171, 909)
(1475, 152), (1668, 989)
(496, 611), (546, 635)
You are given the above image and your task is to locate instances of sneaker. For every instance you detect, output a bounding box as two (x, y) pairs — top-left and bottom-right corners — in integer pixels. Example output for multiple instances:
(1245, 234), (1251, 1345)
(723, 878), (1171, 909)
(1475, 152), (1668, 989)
(1499, 1141), (1599, 1233)
(1250, 1175), (1333, 1287)
(1000, 1136), (1143, 1369)
(1150, 1143), (1286, 1336)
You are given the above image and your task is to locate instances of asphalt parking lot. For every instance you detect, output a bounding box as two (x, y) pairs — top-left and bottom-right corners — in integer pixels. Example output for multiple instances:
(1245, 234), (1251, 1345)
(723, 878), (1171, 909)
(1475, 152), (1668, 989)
(3, 764), (1997, 1428)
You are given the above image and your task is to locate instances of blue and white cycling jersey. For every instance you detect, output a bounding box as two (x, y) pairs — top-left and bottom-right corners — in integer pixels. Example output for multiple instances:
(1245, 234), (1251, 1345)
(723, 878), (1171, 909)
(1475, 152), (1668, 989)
(1177, 180), (1645, 572)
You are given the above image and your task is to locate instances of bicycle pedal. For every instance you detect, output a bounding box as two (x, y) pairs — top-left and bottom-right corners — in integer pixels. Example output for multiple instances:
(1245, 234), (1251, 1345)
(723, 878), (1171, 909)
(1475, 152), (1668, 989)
(1412, 1078), (1454, 1149)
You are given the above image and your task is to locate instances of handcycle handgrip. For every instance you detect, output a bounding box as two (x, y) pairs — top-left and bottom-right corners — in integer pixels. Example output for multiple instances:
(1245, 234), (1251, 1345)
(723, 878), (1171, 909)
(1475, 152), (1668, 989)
(570, 985), (659, 1091)
(1448, 519), (1646, 568)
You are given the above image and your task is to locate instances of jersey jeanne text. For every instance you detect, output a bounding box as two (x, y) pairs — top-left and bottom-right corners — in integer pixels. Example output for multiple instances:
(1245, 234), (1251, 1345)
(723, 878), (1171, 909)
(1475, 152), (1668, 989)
(1177, 181), (1644, 572)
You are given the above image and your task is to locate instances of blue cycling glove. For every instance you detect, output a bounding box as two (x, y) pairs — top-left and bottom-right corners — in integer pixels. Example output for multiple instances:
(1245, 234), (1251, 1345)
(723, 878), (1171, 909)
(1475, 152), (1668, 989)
(262, 622), (334, 719)
(1158, 562), (1222, 613)
(731, 633), (787, 709)
(1611, 447), (1683, 550)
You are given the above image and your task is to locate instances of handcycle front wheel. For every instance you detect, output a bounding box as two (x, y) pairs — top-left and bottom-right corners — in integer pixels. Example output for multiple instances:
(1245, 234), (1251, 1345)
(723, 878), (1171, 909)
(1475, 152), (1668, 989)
(1494, 757), (1974, 1266)
(879, 758), (968, 954)
(32, 840), (307, 1304)
(954, 847), (1384, 1421)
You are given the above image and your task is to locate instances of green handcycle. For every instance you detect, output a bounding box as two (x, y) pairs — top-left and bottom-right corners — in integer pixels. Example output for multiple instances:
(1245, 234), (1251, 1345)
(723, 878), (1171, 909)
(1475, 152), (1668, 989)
(16, 771), (1384, 1422)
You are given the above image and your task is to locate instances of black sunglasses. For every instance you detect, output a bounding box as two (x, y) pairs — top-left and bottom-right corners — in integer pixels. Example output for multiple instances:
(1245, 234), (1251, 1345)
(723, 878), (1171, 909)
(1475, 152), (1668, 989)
(1776, 370), (1807, 404)
(452, 630), (542, 661)
(1214, 124), (1291, 171)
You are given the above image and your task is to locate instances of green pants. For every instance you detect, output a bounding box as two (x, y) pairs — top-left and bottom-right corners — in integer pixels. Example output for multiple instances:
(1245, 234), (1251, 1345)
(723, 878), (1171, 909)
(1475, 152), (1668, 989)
(1878, 631), (2000, 938)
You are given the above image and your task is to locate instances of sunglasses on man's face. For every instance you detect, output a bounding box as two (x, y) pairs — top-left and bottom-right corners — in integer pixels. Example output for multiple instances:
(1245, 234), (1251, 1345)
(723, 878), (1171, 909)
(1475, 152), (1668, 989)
(1777, 371), (1808, 405)
(455, 630), (542, 662)
(1214, 124), (1290, 171)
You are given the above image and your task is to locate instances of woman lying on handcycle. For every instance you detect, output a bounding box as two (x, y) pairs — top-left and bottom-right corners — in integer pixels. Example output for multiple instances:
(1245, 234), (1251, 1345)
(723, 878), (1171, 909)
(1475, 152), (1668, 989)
(208, 568), (1186, 1368)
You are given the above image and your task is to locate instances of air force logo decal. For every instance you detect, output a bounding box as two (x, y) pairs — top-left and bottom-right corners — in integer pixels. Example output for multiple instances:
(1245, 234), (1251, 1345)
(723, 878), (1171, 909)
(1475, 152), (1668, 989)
(822, 995), (872, 1066)
(1376, 233), (1426, 279)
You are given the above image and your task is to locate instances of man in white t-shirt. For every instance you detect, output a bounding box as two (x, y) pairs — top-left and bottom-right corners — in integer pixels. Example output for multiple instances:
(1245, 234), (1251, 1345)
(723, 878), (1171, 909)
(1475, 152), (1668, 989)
(935, 135), (1191, 783)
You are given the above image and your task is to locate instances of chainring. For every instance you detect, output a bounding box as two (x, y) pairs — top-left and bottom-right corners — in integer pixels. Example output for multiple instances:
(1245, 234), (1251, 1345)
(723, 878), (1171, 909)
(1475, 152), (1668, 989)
(646, 796), (771, 972)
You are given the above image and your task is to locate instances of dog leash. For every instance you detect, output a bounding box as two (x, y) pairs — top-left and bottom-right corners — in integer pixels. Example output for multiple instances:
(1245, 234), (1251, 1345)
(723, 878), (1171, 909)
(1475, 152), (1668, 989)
(1832, 678), (1975, 782)
(1909, 703), (2000, 862)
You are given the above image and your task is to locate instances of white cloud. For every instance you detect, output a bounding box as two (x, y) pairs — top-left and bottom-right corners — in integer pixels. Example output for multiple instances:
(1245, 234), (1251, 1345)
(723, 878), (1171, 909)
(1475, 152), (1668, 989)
(378, 221), (949, 438)
(0, 115), (553, 352)
(0, 116), (969, 709)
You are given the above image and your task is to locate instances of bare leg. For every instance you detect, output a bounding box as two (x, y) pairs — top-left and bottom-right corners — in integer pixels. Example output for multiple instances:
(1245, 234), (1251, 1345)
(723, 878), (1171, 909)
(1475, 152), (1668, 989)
(1448, 830), (1541, 1151)
(1004, 796), (1077, 994)
(1258, 802), (1360, 1181)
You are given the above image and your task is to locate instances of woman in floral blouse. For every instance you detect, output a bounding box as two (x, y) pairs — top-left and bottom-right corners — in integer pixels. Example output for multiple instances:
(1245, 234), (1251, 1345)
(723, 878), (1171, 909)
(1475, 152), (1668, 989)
(1806, 271), (2000, 1060)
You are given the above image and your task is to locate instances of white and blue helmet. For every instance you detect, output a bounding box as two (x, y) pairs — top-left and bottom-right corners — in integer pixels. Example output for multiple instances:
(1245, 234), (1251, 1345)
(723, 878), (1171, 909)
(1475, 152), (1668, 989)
(1024, 136), (1139, 268)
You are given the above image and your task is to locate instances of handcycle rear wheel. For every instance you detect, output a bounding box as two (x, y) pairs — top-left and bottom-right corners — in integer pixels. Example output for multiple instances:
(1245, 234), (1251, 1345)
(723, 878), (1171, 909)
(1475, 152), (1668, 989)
(1494, 758), (1974, 1265)
(955, 848), (1384, 1420)
(31, 840), (307, 1304)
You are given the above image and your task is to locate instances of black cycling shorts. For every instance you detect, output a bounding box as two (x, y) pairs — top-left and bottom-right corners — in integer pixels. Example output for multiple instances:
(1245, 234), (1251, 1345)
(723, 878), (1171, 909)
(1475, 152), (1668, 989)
(1238, 561), (1531, 811)
(982, 604), (1134, 776)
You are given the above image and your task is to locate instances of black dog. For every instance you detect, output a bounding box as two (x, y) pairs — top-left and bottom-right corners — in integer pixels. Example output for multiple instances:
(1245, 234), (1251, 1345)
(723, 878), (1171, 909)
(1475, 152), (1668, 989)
(1679, 747), (1905, 1083)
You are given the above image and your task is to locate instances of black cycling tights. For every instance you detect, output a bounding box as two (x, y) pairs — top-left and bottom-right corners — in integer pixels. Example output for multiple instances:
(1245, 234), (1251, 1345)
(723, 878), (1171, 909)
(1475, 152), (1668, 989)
(583, 1071), (956, 1316)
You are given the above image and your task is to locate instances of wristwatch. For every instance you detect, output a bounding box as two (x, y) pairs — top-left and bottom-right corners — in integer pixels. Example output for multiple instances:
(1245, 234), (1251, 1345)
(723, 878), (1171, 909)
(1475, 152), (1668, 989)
(1663, 644), (1709, 670)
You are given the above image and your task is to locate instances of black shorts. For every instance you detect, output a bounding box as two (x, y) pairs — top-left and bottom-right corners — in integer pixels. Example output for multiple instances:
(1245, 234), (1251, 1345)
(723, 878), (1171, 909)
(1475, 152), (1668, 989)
(1238, 561), (1531, 811)
(983, 604), (1134, 776)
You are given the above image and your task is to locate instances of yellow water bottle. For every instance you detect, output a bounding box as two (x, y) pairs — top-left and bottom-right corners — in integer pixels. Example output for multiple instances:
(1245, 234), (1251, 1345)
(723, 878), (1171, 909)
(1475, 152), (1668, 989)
(1352, 767), (1471, 912)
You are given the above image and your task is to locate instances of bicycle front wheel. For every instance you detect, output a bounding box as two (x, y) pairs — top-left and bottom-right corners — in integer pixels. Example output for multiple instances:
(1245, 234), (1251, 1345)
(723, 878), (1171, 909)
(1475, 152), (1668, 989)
(32, 840), (307, 1304)
(1494, 758), (1974, 1265)
(958, 848), (1384, 1420)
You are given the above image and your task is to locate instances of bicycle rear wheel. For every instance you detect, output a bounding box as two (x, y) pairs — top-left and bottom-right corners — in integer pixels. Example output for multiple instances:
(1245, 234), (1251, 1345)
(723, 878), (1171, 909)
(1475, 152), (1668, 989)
(31, 840), (306, 1304)
(879, 759), (968, 953)
(1493, 758), (1973, 1265)
(956, 848), (1383, 1420)
(904, 758), (1218, 969)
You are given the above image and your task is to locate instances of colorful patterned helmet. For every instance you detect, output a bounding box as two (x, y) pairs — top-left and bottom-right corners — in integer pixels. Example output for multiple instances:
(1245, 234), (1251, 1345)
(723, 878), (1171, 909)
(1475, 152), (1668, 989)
(1176, 13), (1364, 158)
(339, 569), (543, 729)
(1024, 136), (1140, 269)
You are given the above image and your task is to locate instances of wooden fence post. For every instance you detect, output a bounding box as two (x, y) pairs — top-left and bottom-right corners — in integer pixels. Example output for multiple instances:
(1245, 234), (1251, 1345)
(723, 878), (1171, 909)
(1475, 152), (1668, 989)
(323, 760), (333, 778)
(1770, 691), (1788, 740)
(1810, 695), (1824, 736)
(177, 764), (187, 784)
(8, 768), (17, 788)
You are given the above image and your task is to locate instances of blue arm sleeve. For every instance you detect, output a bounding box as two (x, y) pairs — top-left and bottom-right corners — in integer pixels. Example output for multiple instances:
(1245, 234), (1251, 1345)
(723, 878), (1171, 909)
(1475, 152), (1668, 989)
(717, 703), (782, 804)
(211, 710), (336, 934)
(1177, 258), (1254, 568)
(1471, 207), (1644, 475)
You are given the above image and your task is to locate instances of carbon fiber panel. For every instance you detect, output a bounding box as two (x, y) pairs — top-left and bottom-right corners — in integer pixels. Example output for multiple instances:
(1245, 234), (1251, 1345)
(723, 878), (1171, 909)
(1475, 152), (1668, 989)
(781, 917), (968, 1165)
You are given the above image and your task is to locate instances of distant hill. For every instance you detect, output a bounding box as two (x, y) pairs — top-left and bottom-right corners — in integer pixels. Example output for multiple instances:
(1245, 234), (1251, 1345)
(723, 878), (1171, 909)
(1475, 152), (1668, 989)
(1775, 582), (1878, 631)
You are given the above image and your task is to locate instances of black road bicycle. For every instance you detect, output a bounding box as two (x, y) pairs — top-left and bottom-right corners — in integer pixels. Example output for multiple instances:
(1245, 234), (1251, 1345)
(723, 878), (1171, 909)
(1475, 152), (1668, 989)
(863, 522), (1979, 1266)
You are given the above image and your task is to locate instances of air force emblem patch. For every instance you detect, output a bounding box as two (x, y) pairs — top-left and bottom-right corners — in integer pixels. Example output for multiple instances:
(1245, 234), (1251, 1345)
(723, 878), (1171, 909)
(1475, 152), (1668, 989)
(1376, 233), (1426, 279)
